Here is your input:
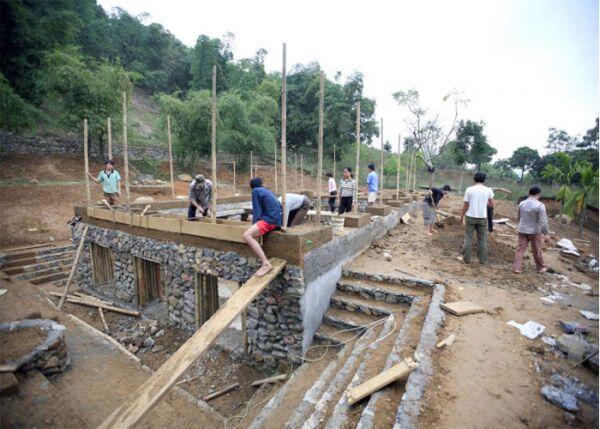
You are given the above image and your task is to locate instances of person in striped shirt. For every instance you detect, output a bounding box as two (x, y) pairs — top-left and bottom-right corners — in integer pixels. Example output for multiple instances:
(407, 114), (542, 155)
(338, 167), (357, 215)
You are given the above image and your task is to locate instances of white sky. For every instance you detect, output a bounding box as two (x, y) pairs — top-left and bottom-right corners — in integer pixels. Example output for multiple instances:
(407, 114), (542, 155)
(99, 0), (599, 159)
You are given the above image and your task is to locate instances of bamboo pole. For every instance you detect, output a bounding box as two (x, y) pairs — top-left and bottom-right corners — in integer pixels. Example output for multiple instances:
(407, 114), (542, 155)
(317, 70), (324, 224)
(250, 150), (253, 178)
(107, 117), (113, 160)
(83, 119), (91, 205)
(333, 144), (336, 180)
(281, 43), (288, 228)
(405, 149), (410, 194)
(210, 64), (217, 221)
(233, 160), (236, 195)
(300, 154), (304, 192)
(379, 117), (384, 205)
(396, 134), (401, 200)
(167, 115), (175, 200)
(274, 140), (278, 195)
(294, 151), (298, 192)
(122, 92), (131, 208)
(412, 151), (417, 189)
(354, 102), (360, 213)
(58, 225), (89, 309)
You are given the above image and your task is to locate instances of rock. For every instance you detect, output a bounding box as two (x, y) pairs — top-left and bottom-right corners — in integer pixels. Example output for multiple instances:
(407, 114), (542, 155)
(541, 385), (578, 411)
(383, 251), (392, 262)
(559, 321), (590, 335)
(133, 196), (154, 204)
(127, 344), (139, 354)
(155, 329), (165, 338)
(556, 334), (594, 362)
(177, 173), (193, 182)
(30, 178), (38, 184)
(152, 345), (165, 353)
(563, 412), (576, 425)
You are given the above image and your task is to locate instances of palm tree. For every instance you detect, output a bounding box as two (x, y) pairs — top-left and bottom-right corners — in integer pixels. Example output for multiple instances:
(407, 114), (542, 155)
(542, 152), (575, 208)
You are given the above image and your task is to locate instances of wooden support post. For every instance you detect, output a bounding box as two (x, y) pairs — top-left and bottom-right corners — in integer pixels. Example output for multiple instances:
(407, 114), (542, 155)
(412, 151), (417, 190)
(333, 144), (336, 180)
(167, 115), (175, 200)
(281, 43), (288, 228)
(396, 134), (401, 200)
(317, 70), (324, 224)
(210, 64), (217, 221)
(274, 139), (278, 195)
(241, 305), (248, 353)
(354, 102), (360, 213)
(107, 117), (113, 160)
(58, 225), (89, 309)
(83, 119), (91, 206)
(405, 149), (410, 194)
(98, 258), (286, 429)
(122, 92), (131, 208)
(379, 117), (384, 205)
(300, 154), (304, 192)
(233, 160), (236, 195)
(250, 150), (253, 178)
(98, 308), (109, 332)
(294, 151), (298, 192)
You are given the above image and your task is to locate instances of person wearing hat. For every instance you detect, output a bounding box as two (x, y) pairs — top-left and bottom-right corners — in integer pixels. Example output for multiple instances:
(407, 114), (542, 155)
(188, 174), (213, 220)
(88, 160), (121, 206)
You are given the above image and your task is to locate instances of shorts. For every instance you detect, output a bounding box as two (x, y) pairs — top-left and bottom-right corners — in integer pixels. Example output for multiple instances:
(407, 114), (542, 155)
(256, 220), (278, 236)
(104, 192), (118, 205)
(367, 192), (378, 203)
(422, 202), (435, 226)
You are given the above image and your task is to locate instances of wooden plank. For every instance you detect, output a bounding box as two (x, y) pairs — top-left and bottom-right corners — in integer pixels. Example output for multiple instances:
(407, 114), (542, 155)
(65, 297), (141, 317)
(98, 308), (109, 332)
(92, 208), (116, 222)
(251, 373), (288, 387)
(202, 382), (239, 402)
(440, 301), (485, 316)
(58, 225), (89, 309)
(98, 258), (286, 429)
(180, 220), (247, 243)
(147, 216), (181, 233)
(346, 358), (418, 405)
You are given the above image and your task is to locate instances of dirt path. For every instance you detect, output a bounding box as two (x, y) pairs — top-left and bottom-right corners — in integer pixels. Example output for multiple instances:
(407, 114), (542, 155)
(347, 195), (599, 428)
(0, 279), (223, 428)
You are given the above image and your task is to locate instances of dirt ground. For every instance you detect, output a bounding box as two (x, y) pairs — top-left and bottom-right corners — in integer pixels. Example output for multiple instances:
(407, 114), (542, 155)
(0, 154), (325, 246)
(348, 193), (599, 428)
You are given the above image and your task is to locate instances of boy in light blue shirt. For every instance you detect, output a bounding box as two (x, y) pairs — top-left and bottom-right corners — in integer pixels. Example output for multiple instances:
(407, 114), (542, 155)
(89, 160), (121, 206)
(366, 163), (379, 205)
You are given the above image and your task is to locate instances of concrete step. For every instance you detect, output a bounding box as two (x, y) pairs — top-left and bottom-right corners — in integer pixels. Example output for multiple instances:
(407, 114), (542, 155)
(3, 244), (72, 262)
(337, 278), (418, 305)
(30, 270), (70, 285)
(322, 307), (385, 332)
(2, 249), (74, 269)
(341, 269), (435, 296)
(314, 322), (361, 346)
(330, 290), (405, 317)
(11, 264), (71, 282)
(3, 256), (73, 276)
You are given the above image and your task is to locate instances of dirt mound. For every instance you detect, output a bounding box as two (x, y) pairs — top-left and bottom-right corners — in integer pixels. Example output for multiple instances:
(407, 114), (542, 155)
(432, 223), (516, 264)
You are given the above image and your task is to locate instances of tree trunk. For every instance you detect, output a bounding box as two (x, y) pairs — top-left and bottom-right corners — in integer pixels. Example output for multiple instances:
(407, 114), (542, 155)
(520, 169), (524, 183)
(578, 208), (585, 237)
(459, 165), (465, 194)
(429, 170), (435, 188)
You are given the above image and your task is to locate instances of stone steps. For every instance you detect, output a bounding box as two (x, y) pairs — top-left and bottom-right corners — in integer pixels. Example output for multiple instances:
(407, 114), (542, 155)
(11, 264), (71, 282)
(337, 278), (418, 305)
(30, 269), (70, 285)
(322, 307), (385, 331)
(2, 248), (74, 269)
(330, 290), (402, 317)
(341, 269), (435, 296)
(3, 256), (73, 276)
(2, 244), (72, 263)
(314, 322), (360, 346)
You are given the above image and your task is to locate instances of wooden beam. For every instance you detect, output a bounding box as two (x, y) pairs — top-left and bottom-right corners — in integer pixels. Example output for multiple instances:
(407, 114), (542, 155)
(251, 373), (288, 387)
(122, 91), (131, 208)
(202, 383), (239, 401)
(346, 357), (418, 405)
(354, 102), (360, 213)
(317, 70), (324, 224)
(300, 154), (304, 193)
(83, 119), (91, 205)
(210, 64), (217, 221)
(281, 43), (288, 228)
(98, 258), (287, 429)
(58, 225), (89, 309)
(396, 134), (401, 200)
(380, 117), (384, 205)
(98, 308), (109, 332)
(294, 151), (298, 192)
(233, 160), (237, 195)
(274, 140), (278, 195)
(107, 117), (112, 160)
(167, 115), (175, 200)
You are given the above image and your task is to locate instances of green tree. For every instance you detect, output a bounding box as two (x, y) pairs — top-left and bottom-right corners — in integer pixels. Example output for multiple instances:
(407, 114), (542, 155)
(0, 73), (39, 132)
(579, 117), (599, 150)
(190, 34), (232, 92)
(541, 152), (576, 206)
(509, 146), (540, 182)
(546, 127), (577, 153)
(454, 120), (496, 170)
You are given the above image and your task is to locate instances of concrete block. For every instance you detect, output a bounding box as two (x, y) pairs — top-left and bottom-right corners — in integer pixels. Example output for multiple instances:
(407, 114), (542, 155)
(366, 205), (391, 216)
(343, 213), (371, 228)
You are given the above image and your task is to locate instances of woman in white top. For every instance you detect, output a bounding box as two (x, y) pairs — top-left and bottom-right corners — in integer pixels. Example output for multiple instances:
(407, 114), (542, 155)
(326, 172), (337, 212)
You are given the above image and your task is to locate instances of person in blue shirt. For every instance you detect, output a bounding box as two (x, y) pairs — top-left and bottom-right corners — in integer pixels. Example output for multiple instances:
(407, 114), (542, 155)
(243, 177), (282, 276)
(88, 160), (121, 206)
(366, 163), (379, 205)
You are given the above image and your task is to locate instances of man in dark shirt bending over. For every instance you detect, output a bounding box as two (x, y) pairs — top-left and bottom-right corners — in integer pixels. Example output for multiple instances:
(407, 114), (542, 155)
(243, 177), (282, 276)
(422, 184), (451, 236)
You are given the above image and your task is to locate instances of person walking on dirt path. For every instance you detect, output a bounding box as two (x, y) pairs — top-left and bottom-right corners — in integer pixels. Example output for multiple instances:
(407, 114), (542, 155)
(459, 172), (495, 264)
(243, 177), (282, 276)
(278, 193), (310, 227)
(422, 184), (451, 236)
(365, 163), (379, 205)
(327, 172), (337, 212)
(338, 167), (357, 215)
(88, 160), (121, 206)
(513, 186), (549, 274)
(188, 174), (213, 220)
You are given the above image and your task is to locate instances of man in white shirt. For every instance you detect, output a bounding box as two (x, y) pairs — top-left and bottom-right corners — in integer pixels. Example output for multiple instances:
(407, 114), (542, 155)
(277, 193), (310, 227)
(459, 172), (495, 264)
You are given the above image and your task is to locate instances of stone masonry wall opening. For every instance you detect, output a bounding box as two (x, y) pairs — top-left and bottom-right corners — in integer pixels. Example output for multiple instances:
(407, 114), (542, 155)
(90, 243), (114, 285)
(134, 257), (164, 307)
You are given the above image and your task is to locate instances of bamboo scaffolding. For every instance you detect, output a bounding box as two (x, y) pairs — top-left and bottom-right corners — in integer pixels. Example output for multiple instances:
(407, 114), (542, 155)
(107, 117), (113, 160)
(83, 119), (91, 205)
(58, 225), (89, 309)
(167, 115), (175, 200)
(210, 65), (217, 221)
(317, 70), (324, 223)
(300, 154), (304, 192)
(281, 43), (288, 227)
(122, 92), (131, 208)
(274, 140), (278, 195)
(233, 160), (236, 195)
(294, 152), (298, 192)
(379, 117), (384, 205)
(333, 144), (336, 180)
(396, 134), (401, 200)
(354, 102), (360, 213)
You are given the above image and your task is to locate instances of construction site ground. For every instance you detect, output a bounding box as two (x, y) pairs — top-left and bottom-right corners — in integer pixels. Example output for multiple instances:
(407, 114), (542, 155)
(1, 154), (598, 428)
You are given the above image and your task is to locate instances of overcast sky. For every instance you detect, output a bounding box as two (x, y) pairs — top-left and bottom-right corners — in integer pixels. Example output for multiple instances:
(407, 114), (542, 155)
(99, 0), (598, 159)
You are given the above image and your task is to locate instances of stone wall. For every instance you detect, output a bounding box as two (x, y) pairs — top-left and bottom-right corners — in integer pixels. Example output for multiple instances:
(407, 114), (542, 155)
(71, 222), (305, 368)
(0, 131), (167, 160)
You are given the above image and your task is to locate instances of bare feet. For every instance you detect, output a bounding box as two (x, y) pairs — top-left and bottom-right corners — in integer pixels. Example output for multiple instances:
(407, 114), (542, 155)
(514, 270), (521, 274)
(256, 263), (273, 277)
(538, 267), (548, 273)
(426, 231), (433, 236)
(457, 256), (467, 264)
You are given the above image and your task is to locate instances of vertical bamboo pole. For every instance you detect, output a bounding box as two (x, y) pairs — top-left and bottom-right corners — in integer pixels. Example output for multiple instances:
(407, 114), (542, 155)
(412, 151), (417, 190)
(300, 154), (304, 192)
(294, 152), (298, 192)
(354, 102), (360, 213)
(281, 43), (288, 228)
(107, 117), (112, 160)
(167, 115), (175, 200)
(317, 70), (324, 224)
(210, 65), (217, 221)
(379, 117), (384, 205)
(250, 150), (253, 178)
(233, 160), (236, 195)
(274, 140), (278, 195)
(396, 134), (401, 200)
(83, 119), (91, 205)
(405, 149), (410, 194)
(122, 92), (131, 208)
(333, 144), (336, 180)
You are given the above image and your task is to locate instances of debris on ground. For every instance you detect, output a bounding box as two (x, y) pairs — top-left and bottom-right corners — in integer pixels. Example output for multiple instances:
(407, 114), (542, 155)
(559, 321), (591, 335)
(506, 320), (545, 339)
(440, 301), (485, 316)
(556, 239), (580, 257)
(436, 334), (456, 348)
(579, 310), (599, 320)
(541, 385), (579, 411)
(557, 334), (597, 362)
(550, 374), (599, 407)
